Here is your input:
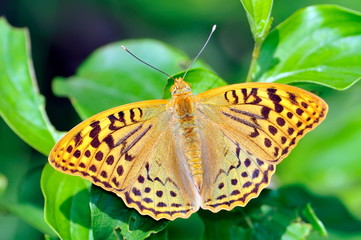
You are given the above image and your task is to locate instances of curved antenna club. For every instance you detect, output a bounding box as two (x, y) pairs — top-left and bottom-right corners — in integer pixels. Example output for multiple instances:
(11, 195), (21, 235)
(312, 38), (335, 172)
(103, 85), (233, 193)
(182, 24), (217, 79)
(121, 45), (175, 80)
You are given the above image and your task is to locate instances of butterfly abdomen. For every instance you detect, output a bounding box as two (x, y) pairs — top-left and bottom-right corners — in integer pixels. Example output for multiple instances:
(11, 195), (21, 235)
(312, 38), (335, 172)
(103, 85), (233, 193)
(171, 94), (204, 192)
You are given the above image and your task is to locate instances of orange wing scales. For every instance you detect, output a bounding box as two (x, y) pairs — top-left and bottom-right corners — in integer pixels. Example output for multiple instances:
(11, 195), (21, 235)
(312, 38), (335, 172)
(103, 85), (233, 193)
(50, 108), (147, 189)
(49, 100), (200, 220)
(201, 137), (276, 211)
(197, 83), (327, 212)
(49, 79), (328, 220)
(204, 85), (328, 163)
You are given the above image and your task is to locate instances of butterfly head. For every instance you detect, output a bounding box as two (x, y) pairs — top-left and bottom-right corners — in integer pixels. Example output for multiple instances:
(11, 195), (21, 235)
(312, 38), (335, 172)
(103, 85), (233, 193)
(171, 78), (192, 96)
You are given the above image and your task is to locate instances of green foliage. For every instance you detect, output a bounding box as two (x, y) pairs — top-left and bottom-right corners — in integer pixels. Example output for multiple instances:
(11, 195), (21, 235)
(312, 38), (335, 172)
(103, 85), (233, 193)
(1, 1), (361, 240)
(53, 40), (211, 119)
(240, 0), (273, 42)
(198, 185), (361, 240)
(199, 186), (324, 240)
(90, 186), (168, 240)
(41, 164), (91, 239)
(5, 202), (56, 237)
(255, 5), (361, 89)
(0, 174), (7, 197)
(0, 18), (59, 155)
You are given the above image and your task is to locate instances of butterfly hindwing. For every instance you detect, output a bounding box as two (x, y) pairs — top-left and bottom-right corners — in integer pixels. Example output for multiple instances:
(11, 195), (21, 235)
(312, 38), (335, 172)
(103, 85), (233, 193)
(196, 116), (276, 212)
(125, 125), (200, 220)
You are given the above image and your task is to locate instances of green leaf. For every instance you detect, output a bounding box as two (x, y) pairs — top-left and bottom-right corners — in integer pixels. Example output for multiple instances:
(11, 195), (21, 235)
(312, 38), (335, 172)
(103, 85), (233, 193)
(199, 210), (249, 240)
(0, 163), (56, 237)
(5, 203), (56, 237)
(41, 164), (92, 240)
(240, 0), (273, 42)
(0, 174), (7, 197)
(302, 204), (328, 237)
(45, 235), (60, 240)
(90, 186), (168, 240)
(0, 17), (59, 155)
(275, 185), (361, 234)
(199, 185), (343, 240)
(281, 222), (311, 240)
(147, 228), (168, 240)
(53, 39), (211, 119)
(163, 68), (227, 99)
(165, 214), (203, 240)
(256, 5), (361, 90)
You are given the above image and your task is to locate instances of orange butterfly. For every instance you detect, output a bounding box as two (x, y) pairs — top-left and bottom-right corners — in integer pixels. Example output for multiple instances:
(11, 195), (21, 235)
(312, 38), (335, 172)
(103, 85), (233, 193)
(49, 76), (327, 220)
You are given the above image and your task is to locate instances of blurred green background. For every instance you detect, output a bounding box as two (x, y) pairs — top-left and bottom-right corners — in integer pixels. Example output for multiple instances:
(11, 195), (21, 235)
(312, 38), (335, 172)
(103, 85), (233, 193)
(1, 0), (361, 239)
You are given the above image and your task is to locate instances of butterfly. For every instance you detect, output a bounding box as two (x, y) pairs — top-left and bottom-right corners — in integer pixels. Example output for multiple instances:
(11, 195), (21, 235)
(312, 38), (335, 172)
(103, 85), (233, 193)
(49, 77), (328, 220)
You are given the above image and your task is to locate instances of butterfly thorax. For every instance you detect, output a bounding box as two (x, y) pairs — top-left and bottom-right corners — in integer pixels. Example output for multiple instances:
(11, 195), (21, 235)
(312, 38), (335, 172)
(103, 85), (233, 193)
(168, 78), (203, 192)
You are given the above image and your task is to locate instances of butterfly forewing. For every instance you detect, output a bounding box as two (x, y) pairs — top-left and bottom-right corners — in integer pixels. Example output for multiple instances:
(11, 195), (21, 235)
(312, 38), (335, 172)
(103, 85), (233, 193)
(196, 82), (327, 211)
(197, 82), (328, 163)
(49, 100), (199, 220)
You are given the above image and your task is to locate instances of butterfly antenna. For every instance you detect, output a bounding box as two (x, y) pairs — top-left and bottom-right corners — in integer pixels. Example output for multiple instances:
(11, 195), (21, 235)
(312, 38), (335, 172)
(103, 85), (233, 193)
(182, 24), (217, 79)
(121, 46), (175, 80)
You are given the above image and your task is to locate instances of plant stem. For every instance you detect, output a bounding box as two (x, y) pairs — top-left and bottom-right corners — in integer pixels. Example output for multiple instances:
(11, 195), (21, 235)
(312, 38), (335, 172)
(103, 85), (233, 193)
(245, 41), (262, 83)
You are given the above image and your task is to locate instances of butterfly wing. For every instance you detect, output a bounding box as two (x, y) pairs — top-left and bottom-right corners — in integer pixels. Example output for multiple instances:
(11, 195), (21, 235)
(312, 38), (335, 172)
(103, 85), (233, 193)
(195, 82), (328, 212)
(49, 100), (199, 220)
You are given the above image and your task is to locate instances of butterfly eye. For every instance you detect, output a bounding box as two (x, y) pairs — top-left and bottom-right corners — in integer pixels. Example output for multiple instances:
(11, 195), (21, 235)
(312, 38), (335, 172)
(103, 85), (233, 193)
(184, 82), (191, 91)
(170, 85), (178, 94)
